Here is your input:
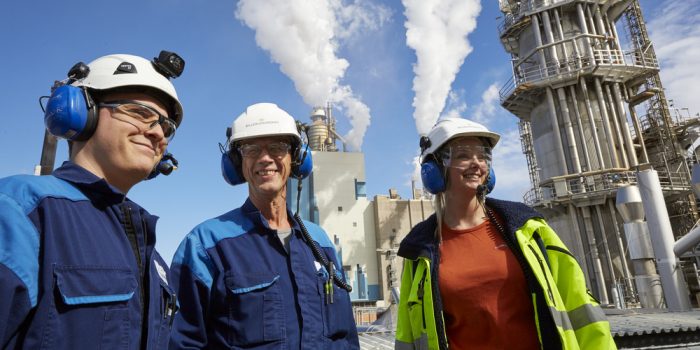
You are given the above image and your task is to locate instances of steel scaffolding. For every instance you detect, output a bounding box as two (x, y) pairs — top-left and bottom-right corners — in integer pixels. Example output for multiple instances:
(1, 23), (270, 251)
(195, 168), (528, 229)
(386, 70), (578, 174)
(497, 0), (700, 307)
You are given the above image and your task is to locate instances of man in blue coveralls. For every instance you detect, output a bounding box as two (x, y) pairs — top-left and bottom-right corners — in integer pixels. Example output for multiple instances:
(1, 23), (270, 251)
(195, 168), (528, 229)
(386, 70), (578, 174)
(169, 102), (359, 349)
(0, 51), (185, 349)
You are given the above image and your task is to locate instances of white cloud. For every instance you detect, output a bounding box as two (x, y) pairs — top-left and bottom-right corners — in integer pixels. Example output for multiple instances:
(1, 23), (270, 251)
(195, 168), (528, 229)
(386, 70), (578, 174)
(441, 90), (468, 119)
(647, 0), (700, 117)
(490, 128), (530, 201)
(472, 83), (500, 125)
(331, 0), (393, 40)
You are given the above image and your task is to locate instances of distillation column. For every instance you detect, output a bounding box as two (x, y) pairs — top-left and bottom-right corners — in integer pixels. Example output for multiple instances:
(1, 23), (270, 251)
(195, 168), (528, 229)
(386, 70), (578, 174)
(496, 0), (662, 305)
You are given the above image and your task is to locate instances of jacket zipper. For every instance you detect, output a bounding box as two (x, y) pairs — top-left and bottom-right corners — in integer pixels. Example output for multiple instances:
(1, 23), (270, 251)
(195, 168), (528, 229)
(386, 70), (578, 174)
(417, 266), (427, 329)
(121, 204), (148, 348)
(528, 245), (556, 306)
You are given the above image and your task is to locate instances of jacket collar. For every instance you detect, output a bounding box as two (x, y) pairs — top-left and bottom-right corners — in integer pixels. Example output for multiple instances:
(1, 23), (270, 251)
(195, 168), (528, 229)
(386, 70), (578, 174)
(52, 161), (127, 204)
(397, 197), (543, 260)
(241, 197), (300, 232)
(485, 197), (543, 237)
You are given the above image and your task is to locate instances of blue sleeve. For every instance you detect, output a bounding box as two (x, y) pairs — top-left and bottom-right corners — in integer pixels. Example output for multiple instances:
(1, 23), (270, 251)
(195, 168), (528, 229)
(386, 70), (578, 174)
(0, 193), (39, 346)
(0, 264), (32, 346)
(169, 232), (215, 350)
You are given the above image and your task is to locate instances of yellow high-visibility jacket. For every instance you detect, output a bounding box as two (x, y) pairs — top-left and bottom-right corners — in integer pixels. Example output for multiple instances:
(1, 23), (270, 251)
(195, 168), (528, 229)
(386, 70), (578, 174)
(395, 198), (617, 350)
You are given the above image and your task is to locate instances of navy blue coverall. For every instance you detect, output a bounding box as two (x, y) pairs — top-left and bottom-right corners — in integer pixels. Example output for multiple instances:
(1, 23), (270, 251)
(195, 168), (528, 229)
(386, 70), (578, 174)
(0, 162), (176, 349)
(169, 198), (359, 349)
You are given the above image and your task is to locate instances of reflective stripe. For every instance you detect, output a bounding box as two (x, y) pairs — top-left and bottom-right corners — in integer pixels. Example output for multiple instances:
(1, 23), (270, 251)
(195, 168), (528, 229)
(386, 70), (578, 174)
(549, 306), (573, 331)
(568, 303), (607, 330)
(395, 333), (429, 350)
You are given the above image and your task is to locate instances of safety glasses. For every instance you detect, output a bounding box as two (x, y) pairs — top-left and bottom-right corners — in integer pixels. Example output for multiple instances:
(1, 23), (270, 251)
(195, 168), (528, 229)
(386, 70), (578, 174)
(238, 141), (291, 158)
(440, 144), (492, 168)
(99, 100), (177, 143)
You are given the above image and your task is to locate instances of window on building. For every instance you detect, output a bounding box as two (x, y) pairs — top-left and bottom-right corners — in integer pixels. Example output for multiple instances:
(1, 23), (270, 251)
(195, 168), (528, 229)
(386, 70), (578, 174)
(338, 206), (343, 212)
(355, 179), (367, 199)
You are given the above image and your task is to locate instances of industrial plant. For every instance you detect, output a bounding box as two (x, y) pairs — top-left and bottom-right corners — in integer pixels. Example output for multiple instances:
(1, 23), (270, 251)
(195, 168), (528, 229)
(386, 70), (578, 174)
(298, 1), (700, 348)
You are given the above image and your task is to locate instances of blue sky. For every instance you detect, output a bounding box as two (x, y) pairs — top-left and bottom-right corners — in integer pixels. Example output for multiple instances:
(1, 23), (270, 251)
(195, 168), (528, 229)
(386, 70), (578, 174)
(1, 0), (697, 262)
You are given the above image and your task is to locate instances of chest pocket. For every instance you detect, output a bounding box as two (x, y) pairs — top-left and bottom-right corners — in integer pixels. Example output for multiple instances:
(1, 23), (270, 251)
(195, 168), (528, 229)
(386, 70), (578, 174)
(52, 266), (136, 350)
(225, 272), (283, 346)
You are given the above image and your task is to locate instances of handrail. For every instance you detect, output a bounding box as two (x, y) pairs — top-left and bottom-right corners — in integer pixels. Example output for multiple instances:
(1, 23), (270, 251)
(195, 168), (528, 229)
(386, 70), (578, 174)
(501, 47), (659, 103)
(523, 167), (692, 206)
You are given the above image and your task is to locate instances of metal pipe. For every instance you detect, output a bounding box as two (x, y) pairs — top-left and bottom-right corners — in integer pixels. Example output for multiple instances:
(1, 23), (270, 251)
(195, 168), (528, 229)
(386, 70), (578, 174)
(546, 87), (569, 175)
(581, 205), (610, 304)
(594, 77), (620, 168)
(569, 85), (591, 171)
(593, 5), (610, 51)
(542, 10), (559, 63)
(637, 168), (692, 311)
(580, 79), (605, 169)
(531, 14), (547, 68)
(609, 15), (624, 52)
(557, 88), (581, 173)
(613, 83), (639, 167)
(576, 3), (594, 59)
(608, 199), (635, 297)
(553, 8), (569, 67)
(585, 5), (597, 38)
(569, 204), (593, 288)
(604, 83), (629, 168)
(595, 205), (617, 291)
(628, 106), (649, 163)
(674, 225), (700, 257)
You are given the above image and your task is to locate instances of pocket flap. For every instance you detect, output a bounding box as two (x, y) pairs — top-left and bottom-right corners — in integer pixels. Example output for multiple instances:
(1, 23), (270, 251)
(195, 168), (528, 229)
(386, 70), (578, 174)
(55, 266), (137, 305)
(226, 273), (280, 294)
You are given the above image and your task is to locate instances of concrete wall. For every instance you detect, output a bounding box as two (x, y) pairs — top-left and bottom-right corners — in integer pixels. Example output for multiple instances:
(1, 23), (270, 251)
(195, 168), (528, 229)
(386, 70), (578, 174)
(373, 195), (434, 306)
(310, 151), (379, 301)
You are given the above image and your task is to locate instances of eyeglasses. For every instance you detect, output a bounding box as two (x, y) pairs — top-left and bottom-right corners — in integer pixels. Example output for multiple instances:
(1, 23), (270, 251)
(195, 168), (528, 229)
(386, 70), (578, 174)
(238, 142), (291, 158)
(99, 100), (177, 143)
(441, 145), (492, 167)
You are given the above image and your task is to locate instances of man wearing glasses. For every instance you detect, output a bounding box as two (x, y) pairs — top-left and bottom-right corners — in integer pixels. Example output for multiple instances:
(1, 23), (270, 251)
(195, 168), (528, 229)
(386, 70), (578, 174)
(169, 103), (359, 349)
(0, 52), (184, 349)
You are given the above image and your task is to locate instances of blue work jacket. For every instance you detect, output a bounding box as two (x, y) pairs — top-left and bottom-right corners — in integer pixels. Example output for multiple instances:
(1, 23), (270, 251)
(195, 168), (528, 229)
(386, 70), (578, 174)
(0, 162), (176, 349)
(169, 198), (359, 349)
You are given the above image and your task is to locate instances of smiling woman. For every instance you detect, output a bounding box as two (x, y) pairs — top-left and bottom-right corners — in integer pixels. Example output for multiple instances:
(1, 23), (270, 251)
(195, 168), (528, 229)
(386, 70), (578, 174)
(395, 117), (617, 350)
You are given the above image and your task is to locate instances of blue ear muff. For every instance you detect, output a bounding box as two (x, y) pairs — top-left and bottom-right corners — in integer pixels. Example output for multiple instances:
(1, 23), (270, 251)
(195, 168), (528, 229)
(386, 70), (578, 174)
(221, 152), (246, 186)
(292, 144), (313, 180)
(44, 85), (98, 141)
(485, 166), (496, 194)
(421, 159), (445, 194)
(421, 159), (497, 195)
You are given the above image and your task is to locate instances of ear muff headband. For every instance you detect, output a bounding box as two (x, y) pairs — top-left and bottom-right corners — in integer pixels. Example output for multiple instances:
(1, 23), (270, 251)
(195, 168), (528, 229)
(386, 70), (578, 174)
(44, 85), (99, 141)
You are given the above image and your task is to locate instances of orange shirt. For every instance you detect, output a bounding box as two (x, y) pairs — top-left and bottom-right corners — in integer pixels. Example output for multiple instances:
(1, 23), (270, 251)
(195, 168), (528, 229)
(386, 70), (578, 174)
(438, 218), (540, 350)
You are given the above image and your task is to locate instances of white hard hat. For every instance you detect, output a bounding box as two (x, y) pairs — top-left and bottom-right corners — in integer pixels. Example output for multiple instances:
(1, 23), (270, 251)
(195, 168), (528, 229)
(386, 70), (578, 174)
(229, 103), (301, 145)
(72, 54), (183, 126)
(420, 117), (500, 162)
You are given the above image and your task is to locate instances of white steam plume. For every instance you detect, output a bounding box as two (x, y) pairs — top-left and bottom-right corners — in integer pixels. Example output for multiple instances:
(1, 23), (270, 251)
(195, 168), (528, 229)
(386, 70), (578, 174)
(403, 0), (482, 135)
(236, 0), (378, 151)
